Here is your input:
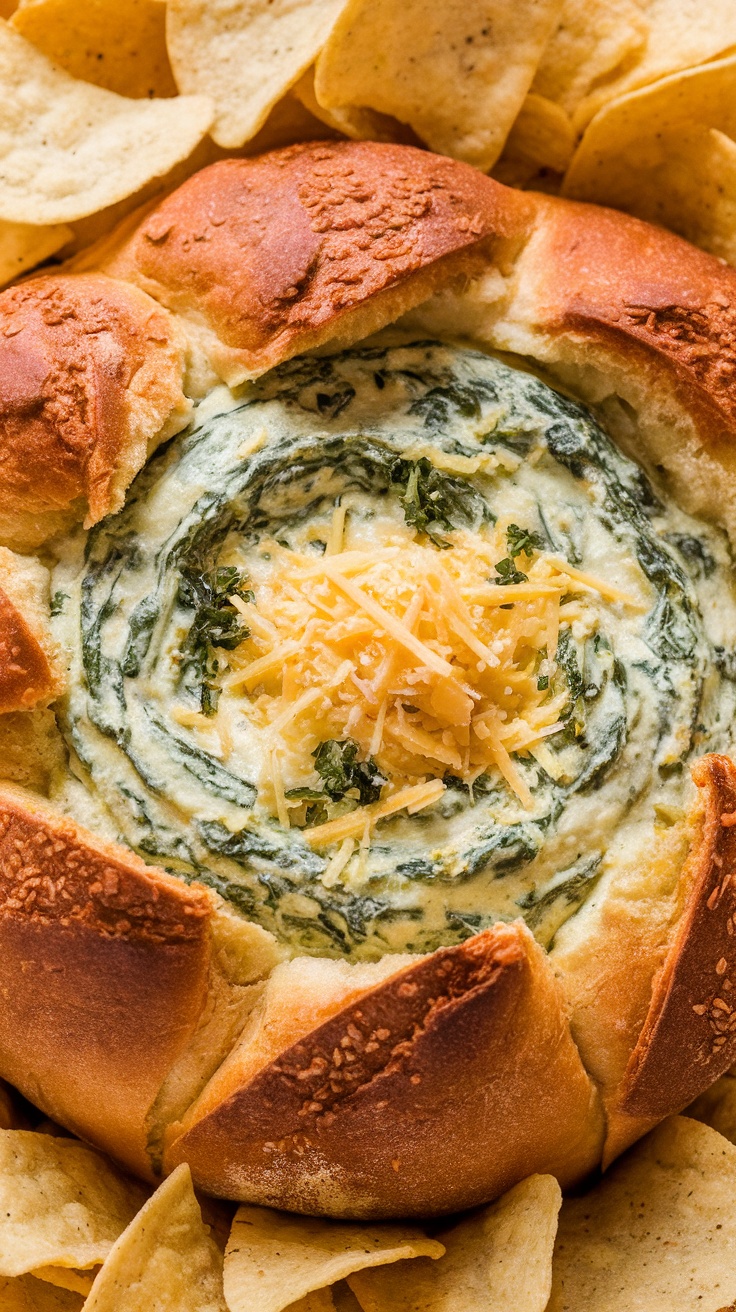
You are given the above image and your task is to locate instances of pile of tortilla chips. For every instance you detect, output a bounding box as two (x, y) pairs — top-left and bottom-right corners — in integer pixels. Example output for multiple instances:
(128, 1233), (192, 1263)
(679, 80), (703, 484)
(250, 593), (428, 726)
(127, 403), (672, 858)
(0, 0), (731, 290)
(3, 1070), (736, 1310)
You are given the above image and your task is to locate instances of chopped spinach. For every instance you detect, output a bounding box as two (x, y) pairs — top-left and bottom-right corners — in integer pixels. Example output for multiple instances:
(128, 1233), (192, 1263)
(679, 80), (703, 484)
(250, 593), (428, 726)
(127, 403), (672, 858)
(506, 523), (544, 559)
(178, 564), (253, 715)
(312, 738), (386, 806)
(493, 522), (543, 584)
(390, 456), (464, 547)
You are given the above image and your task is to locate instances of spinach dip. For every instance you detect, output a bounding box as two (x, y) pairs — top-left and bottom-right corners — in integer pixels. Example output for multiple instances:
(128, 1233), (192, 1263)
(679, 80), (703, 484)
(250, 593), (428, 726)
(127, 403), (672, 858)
(50, 341), (736, 960)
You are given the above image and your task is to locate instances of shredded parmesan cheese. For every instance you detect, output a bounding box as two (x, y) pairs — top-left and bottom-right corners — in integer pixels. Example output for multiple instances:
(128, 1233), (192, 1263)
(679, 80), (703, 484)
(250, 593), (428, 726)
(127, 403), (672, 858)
(222, 516), (638, 826)
(305, 779), (447, 846)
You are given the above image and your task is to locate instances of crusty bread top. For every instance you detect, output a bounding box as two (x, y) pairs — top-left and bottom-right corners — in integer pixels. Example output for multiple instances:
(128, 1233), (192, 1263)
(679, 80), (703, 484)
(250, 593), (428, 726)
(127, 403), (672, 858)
(97, 141), (534, 385)
(165, 923), (604, 1217)
(0, 273), (190, 551)
(0, 784), (210, 943)
(0, 548), (63, 715)
(0, 589), (57, 715)
(521, 196), (736, 444)
(615, 756), (736, 1130)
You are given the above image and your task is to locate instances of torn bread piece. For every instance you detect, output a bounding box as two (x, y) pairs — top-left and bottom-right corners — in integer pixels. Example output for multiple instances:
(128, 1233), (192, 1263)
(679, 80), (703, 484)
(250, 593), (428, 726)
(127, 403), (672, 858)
(0, 785), (281, 1180)
(164, 924), (604, 1217)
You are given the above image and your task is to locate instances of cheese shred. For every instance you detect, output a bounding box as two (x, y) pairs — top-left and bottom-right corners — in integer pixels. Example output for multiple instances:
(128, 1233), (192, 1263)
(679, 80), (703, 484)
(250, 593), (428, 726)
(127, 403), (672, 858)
(221, 517), (640, 829)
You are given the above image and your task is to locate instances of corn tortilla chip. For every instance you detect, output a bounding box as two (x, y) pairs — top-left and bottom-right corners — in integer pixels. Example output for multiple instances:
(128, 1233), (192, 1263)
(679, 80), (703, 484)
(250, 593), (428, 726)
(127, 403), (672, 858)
(532, 0), (648, 116)
(496, 93), (575, 180)
(11, 0), (177, 99)
(0, 1082), (24, 1131)
(348, 1175), (561, 1312)
(224, 1206), (444, 1312)
(689, 1069), (736, 1146)
(573, 121), (736, 265)
(547, 1116), (736, 1311)
(314, 0), (565, 170)
(30, 1268), (98, 1297)
(331, 1286), (361, 1312)
(0, 1131), (145, 1279)
(287, 1292), (336, 1312)
(291, 67), (403, 143)
(0, 219), (71, 286)
(574, 0), (736, 131)
(83, 1164), (225, 1312)
(166, 0), (347, 149)
(0, 1274), (83, 1310)
(563, 57), (736, 257)
(0, 21), (212, 224)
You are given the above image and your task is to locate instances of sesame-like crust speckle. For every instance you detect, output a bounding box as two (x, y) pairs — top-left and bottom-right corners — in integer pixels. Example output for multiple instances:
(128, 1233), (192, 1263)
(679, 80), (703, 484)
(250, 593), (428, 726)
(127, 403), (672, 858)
(0, 789), (216, 1179)
(0, 272), (186, 545)
(166, 923), (604, 1217)
(526, 196), (736, 442)
(102, 141), (532, 380)
(0, 791), (210, 944)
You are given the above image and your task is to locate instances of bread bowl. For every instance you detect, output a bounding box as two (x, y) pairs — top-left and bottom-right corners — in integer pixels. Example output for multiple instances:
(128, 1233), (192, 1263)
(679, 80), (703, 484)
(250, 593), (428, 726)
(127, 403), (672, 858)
(2, 139), (736, 1218)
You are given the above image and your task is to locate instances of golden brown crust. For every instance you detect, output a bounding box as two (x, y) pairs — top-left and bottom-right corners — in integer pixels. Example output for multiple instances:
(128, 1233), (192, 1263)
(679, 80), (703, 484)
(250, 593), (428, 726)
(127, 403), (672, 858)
(97, 141), (534, 385)
(0, 547), (63, 715)
(521, 195), (736, 443)
(0, 273), (190, 551)
(163, 923), (604, 1218)
(0, 588), (57, 714)
(0, 785), (217, 1178)
(604, 756), (736, 1160)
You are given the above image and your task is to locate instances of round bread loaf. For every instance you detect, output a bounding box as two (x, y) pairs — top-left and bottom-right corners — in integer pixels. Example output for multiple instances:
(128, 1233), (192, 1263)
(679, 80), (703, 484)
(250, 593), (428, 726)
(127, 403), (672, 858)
(2, 140), (736, 1218)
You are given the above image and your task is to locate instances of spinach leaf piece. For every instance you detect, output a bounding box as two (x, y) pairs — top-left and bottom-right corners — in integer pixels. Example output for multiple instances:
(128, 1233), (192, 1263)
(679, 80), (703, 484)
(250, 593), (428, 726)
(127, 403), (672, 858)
(311, 738), (386, 805)
(179, 564), (253, 716)
(493, 522), (544, 585)
(390, 456), (462, 548)
(506, 523), (544, 559)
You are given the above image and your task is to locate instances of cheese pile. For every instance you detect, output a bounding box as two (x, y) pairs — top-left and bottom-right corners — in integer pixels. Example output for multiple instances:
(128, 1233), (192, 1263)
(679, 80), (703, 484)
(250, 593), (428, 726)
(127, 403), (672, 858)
(217, 509), (637, 845)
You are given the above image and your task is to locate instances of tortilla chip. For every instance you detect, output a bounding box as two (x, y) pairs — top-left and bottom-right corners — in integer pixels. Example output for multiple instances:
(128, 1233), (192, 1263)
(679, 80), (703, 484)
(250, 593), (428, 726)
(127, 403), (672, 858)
(547, 1115), (736, 1310)
(11, 0), (177, 99)
(224, 1206), (444, 1312)
(688, 1069), (736, 1145)
(331, 1286), (361, 1312)
(165, 0), (347, 148)
(0, 20), (212, 224)
(29, 1268), (98, 1296)
(574, 0), (736, 131)
(348, 1175), (561, 1312)
(83, 1163), (225, 1311)
(0, 1081), (25, 1131)
(0, 1274), (84, 1310)
(291, 67), (403, 143)
(0, 218), (71, 286)
(314, 0), (565, 171)
(287, 1293), (336, 1312)
(563, 57), (736, 261)
(0, 1131), (147, 1279)
(494, 92), (575, 185)
(532, 0), (648, 116)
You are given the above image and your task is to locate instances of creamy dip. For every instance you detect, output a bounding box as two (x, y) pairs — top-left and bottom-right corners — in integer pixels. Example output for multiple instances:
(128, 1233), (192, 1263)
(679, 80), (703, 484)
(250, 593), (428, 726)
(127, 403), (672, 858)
(50, 342), (736, 958)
